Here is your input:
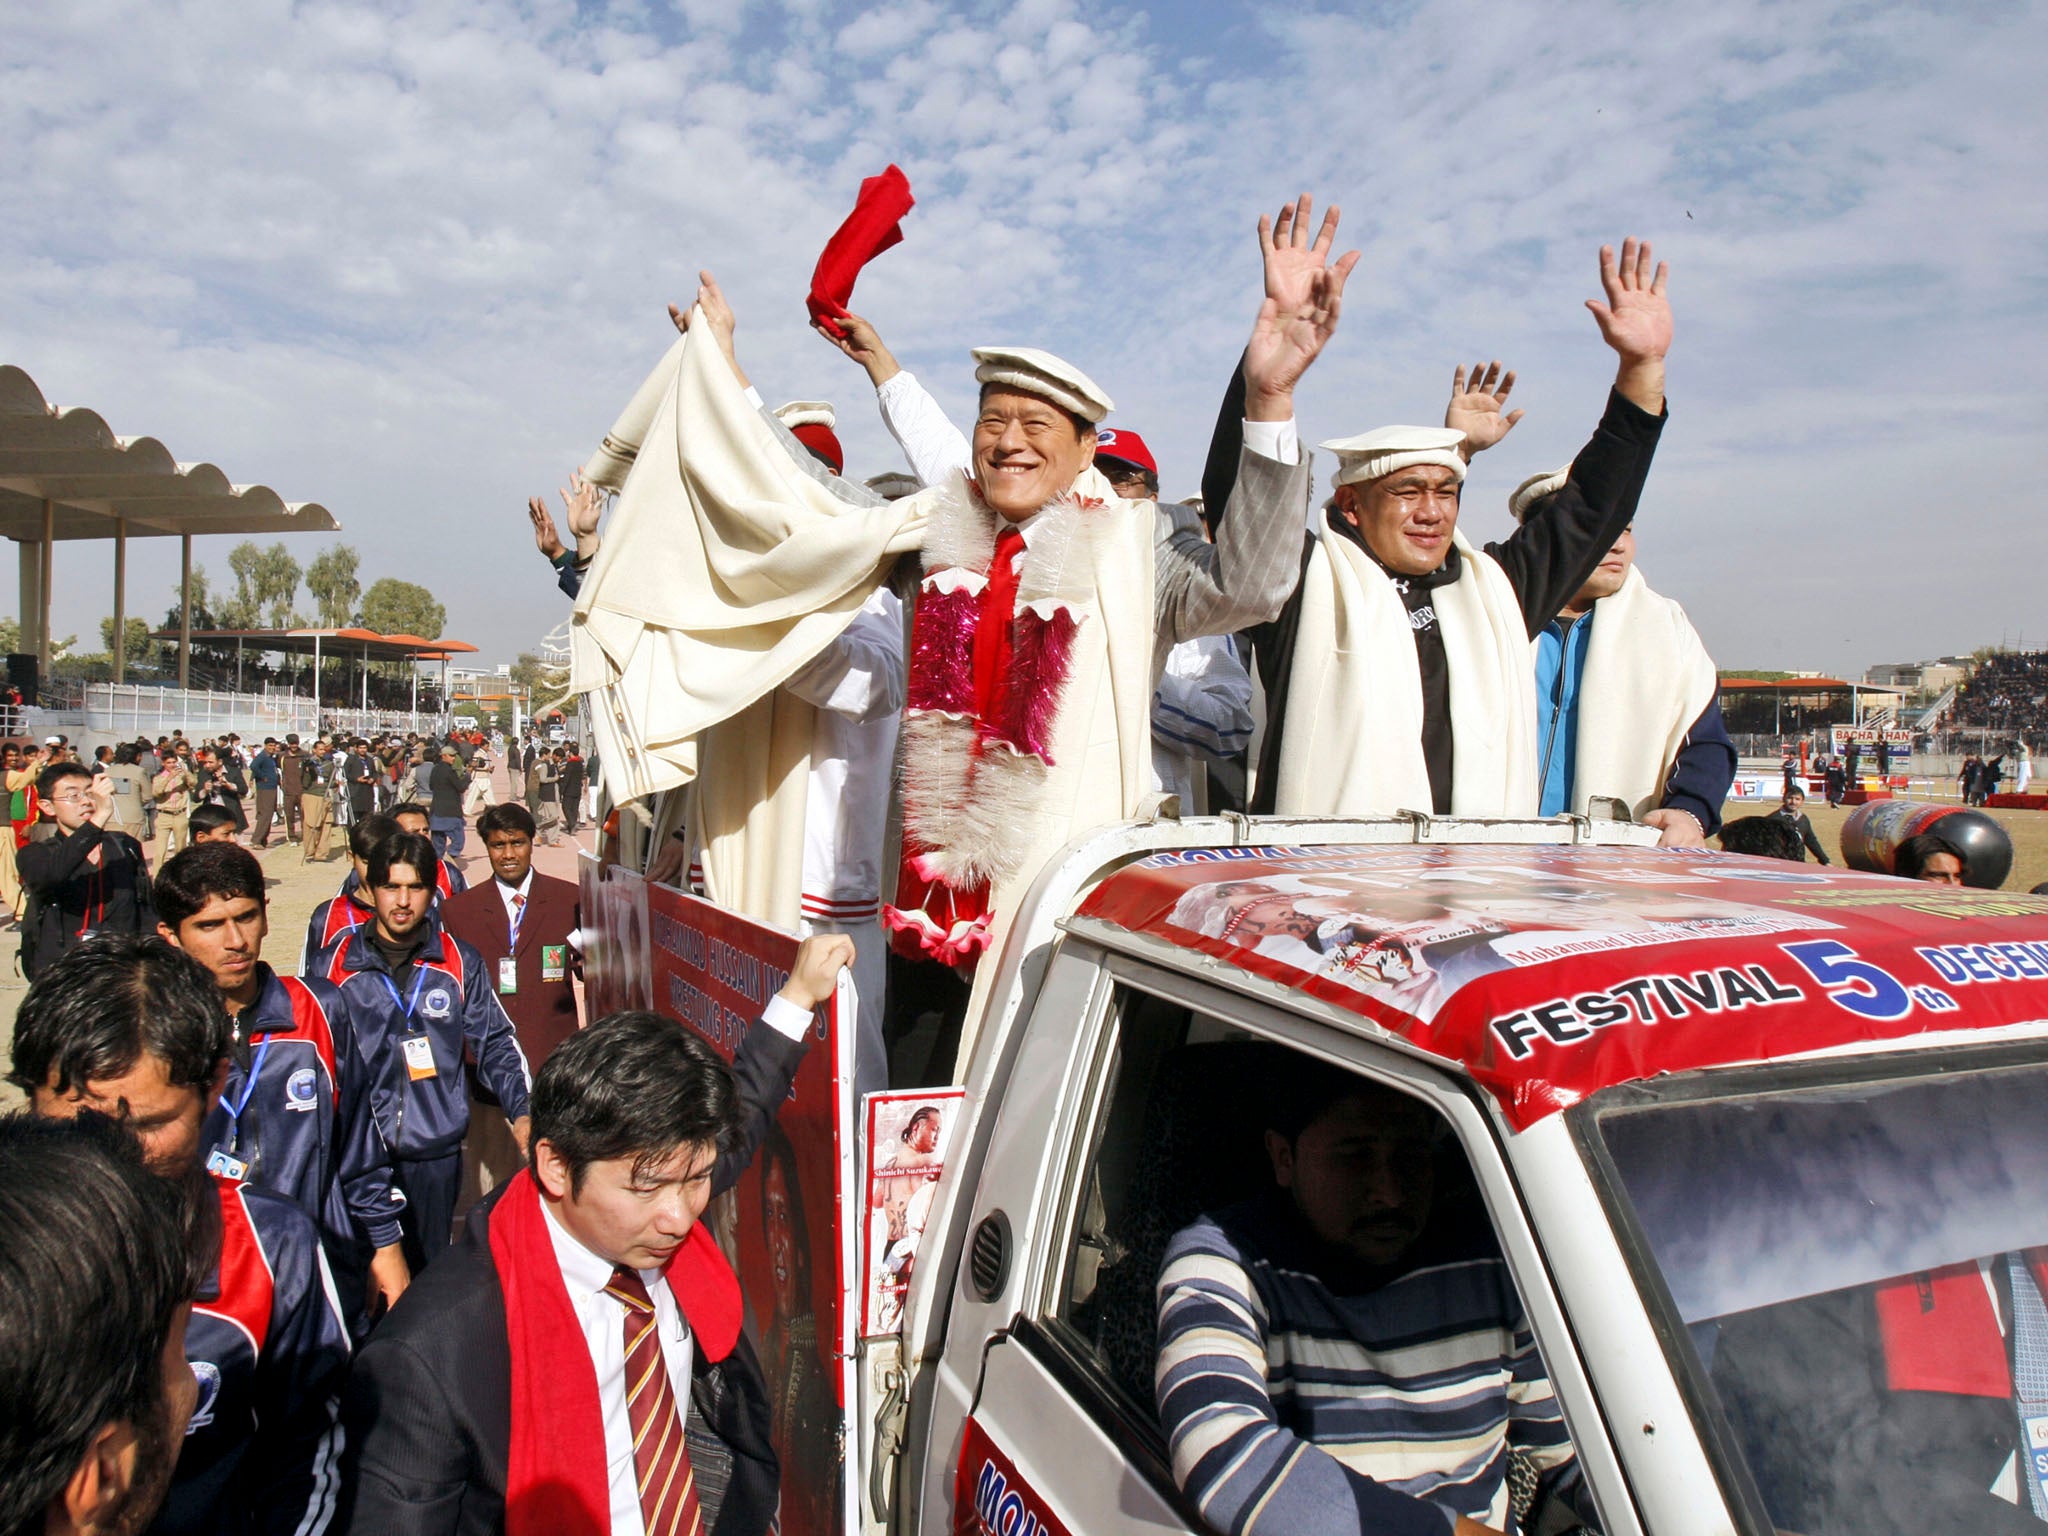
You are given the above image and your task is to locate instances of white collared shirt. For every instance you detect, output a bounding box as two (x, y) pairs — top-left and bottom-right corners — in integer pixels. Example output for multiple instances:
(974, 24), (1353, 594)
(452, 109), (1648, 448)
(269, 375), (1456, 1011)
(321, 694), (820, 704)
(540, 1200), (694, 1536)
(494, 870), (536, 945)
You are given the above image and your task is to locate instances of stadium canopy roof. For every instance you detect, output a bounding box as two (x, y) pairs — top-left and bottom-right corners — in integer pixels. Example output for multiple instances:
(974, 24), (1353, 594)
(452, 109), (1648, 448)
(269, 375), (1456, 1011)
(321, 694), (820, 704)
(0, 365), (337, 542)
(1718, 677), (1909, 693)
(148, 626), (479, 664)
(0, 362), (340, 685)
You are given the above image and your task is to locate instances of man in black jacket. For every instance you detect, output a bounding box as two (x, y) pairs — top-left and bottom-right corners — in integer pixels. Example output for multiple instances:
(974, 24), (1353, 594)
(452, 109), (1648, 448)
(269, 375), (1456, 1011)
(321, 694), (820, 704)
(1203, 239), (1673, 819)
(340, 932), (853, 1536)
(17, 760), (155, 977)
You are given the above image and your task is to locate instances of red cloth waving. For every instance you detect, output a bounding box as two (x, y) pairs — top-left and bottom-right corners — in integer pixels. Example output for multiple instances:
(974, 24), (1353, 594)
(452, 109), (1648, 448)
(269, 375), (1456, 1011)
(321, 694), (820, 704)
(490, 1168), (744, 1536)
(807, 164), (915, 325)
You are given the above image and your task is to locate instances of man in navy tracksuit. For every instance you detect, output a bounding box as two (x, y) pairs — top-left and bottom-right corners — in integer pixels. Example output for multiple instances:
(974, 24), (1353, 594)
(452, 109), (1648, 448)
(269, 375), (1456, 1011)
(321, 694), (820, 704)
(9, 934), (353, 1536)
(301, 813), (396, 974)
(156, 841), (412, 1334)
(313, 830), (531, 1270)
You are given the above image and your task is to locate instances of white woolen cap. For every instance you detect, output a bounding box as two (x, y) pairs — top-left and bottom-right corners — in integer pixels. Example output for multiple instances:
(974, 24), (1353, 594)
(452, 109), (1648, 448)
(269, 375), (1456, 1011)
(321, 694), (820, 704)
(1509, 464), (1572, 522)
(1319, 426), (1468, 489)
(970, 346), (1113, 424)
(864, 470), (921, 501)
(773, 400), (836, 430)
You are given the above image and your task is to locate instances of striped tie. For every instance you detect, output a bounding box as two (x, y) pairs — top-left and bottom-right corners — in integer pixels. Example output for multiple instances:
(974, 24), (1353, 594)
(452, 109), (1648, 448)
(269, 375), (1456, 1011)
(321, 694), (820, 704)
(605, 1267), (704, 1536)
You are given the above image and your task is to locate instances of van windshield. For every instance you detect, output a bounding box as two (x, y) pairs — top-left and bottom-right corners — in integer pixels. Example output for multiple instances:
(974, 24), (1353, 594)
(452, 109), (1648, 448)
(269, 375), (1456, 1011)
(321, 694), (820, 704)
(1593, 1060), (2048, 1535)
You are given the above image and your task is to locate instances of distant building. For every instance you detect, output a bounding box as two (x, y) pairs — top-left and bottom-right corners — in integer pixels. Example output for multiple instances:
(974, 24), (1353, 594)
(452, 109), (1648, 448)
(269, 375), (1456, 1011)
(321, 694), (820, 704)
(1864, 658), (1968, 700)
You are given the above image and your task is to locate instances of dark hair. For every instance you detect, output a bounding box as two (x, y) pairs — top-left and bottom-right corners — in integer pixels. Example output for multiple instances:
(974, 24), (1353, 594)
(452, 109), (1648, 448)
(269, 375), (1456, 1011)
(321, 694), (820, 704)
(1719, 815), (1807, 862)
(532, 1013), (738, 1194)
(36, 760), (91, 799)
(902, 1106), (941, 1141)
(1896, 832), (1965, 880)
(349, 812), (400, 860)
(478, 802), (537, 840)
(1261, 1055), (1426, 1145)
(7, 935), (233, 1099)
(0, 1112), (208, 1536)
(367, 831), (439, 892)
(391, 803), (431, 828)
(114, 742), (137, 766)
(154, 843), (267, 930)
(187, 803), (239, 839)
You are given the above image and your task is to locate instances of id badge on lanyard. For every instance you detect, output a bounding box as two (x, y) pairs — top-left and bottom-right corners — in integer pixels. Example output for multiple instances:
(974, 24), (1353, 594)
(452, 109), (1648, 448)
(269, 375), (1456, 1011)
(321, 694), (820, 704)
(205, 1036), (271, 1180)
(384, 969), (437, 1081)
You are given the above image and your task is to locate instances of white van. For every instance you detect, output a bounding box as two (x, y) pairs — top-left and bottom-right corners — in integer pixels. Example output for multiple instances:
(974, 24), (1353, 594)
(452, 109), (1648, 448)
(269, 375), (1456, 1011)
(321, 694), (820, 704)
(858, 814), (2048, 1536)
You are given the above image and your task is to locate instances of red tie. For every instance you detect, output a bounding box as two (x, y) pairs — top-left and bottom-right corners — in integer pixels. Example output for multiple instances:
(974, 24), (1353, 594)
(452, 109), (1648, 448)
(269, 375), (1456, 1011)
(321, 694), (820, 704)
(604, 1267), (704, 1536)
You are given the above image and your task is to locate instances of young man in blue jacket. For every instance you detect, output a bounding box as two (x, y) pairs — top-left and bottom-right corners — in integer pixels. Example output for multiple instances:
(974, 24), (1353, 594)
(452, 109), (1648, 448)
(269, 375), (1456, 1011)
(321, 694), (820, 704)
(157, 841), (412, 1332)
(10, 934), (353, 1536)
(313, 830), (532, 1271)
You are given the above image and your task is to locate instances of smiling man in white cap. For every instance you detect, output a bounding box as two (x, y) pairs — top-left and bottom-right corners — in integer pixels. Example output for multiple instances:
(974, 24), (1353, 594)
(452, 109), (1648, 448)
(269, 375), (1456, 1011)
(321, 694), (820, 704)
(1213, 239), (1673, 822)
(572, 198), (1348, 1077)
(1515, 470), (1735, 846)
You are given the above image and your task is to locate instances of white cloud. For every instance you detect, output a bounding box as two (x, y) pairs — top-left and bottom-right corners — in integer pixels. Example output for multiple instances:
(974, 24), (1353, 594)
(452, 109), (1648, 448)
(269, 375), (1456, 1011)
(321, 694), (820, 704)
(0, 0), (2040, 681)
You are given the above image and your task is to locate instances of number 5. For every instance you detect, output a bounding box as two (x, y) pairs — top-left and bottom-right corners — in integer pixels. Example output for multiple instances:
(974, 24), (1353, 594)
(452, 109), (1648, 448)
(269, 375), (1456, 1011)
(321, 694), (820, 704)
(1782, 940), (1913, 1021)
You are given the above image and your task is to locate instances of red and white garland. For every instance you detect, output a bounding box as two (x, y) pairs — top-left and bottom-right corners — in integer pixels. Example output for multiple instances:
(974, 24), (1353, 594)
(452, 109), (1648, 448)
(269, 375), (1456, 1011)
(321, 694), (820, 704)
(884, 471), (1110, 967)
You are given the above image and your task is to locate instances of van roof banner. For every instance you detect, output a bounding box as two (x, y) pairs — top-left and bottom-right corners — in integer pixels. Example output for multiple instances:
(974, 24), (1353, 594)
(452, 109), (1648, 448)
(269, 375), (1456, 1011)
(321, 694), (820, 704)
(1078, 844), (2048, 1128)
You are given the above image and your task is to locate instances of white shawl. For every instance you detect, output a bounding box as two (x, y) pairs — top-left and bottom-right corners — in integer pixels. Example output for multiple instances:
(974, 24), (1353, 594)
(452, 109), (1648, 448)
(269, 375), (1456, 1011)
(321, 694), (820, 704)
(1566, 565), (1718, 820)
(571, 319), (926, 923)
(1275, 527), (1537, 817)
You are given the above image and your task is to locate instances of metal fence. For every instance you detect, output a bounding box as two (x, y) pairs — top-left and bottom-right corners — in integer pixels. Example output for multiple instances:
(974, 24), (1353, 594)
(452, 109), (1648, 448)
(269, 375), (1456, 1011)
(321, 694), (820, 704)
(82, 685), (453, 743)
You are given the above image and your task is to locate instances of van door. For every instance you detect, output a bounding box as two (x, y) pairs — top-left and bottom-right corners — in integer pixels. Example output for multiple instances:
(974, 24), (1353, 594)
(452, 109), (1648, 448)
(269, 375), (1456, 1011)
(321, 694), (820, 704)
(920, 949), (1639, 1535)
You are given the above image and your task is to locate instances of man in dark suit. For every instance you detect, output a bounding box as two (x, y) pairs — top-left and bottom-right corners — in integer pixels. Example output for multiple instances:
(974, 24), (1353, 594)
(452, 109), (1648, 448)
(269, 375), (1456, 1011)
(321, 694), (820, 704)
(444, 802), (582, 1205)
(341, 933), (852, 1536)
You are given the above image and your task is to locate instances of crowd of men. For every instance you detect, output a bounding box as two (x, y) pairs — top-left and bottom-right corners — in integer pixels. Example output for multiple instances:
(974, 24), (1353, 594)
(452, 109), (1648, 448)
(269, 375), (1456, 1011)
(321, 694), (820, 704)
(8, 193), (2025, 1536)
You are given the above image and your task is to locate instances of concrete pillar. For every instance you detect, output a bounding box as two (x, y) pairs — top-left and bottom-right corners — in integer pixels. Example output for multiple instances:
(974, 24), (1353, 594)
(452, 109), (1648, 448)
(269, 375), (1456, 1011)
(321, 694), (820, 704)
(112, 518), (127, 684)
(17, 537), (42, 659)
(38, 500), (53, 675)
(178, 534), (192, 689)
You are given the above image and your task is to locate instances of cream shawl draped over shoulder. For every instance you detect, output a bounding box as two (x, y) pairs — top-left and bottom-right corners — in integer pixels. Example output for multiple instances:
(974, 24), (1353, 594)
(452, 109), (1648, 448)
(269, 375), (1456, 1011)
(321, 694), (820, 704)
(1565, 565), (1717, 820)
(1274, 526), (1537, 818)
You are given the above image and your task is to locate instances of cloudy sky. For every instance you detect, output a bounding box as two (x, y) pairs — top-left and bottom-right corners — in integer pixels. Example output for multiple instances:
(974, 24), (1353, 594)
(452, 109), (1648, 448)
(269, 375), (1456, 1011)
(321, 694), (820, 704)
(4, 0), (2043, 675)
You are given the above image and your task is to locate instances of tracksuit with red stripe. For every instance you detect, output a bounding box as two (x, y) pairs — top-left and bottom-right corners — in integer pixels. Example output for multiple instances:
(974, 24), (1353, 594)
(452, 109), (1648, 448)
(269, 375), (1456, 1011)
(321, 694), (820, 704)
(200, 964), (403, 1329)
(156, 1175), (352, 1536)
(301, 864), (466, 975)
(316, 922), (531, 1270)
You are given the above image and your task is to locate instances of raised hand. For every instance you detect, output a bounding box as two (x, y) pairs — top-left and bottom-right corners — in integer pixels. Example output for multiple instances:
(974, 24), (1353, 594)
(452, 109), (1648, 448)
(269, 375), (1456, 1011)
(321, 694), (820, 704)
(812, 309), (901, 386)
(668, 270), (750, 388)
(527, 496), (565, 561)
(1243, 195), (1361, 421)
(1445, 361), (1524, 455)
(1585, 238), (1671, 364)
(558, 470), (602, 543)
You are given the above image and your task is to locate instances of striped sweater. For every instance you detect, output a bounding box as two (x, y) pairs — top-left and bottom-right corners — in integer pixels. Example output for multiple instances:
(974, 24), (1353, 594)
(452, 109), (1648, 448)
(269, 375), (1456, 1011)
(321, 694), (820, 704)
(1155, 1199), (1579, 1536)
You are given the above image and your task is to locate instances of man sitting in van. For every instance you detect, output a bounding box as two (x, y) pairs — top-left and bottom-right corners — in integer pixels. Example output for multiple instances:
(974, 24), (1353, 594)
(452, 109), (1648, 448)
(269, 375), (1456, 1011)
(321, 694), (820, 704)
(1155, 1062), (1587, 1536)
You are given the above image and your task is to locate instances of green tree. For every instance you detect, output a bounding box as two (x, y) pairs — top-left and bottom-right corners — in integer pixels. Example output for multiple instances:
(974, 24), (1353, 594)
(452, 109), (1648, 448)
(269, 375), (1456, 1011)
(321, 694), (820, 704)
(359, 578), (446, 641)
(99, 616), (160, 669)
(305, 544), (361, 629)
(223, 541), (304, 629)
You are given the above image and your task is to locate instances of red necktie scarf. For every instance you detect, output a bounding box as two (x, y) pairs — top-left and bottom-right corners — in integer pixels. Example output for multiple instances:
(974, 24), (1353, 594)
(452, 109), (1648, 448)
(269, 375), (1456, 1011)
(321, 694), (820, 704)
(806, 165), (915, 327)
(489, 1169), (742, 1536)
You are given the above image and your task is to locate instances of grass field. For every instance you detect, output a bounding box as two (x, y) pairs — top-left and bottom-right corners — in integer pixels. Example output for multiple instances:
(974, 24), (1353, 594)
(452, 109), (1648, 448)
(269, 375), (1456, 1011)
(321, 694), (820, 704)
(1720, 795), (2048, 891)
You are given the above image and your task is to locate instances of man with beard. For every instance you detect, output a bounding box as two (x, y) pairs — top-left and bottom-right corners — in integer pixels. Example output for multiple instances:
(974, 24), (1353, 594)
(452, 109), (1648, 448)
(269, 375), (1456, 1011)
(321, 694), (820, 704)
(1156, 1064), (1586, 1536)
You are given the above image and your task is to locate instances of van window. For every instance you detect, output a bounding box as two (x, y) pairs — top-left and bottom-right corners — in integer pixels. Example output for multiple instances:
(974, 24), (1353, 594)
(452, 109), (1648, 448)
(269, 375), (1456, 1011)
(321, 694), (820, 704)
(1043, 982), (1597, 1535)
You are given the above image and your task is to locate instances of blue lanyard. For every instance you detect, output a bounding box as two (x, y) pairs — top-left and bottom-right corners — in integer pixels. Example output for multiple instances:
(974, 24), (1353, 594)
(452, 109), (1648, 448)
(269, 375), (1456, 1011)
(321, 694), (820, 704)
(220, 1036), (273, 1154)
(379, 965), (431, 1033)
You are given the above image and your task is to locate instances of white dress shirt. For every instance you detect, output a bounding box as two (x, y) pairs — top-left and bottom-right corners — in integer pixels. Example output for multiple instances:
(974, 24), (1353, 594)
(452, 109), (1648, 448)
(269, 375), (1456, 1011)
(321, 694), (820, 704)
(493, 870), (536, 945)
(541, 1200), (694, 1536)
